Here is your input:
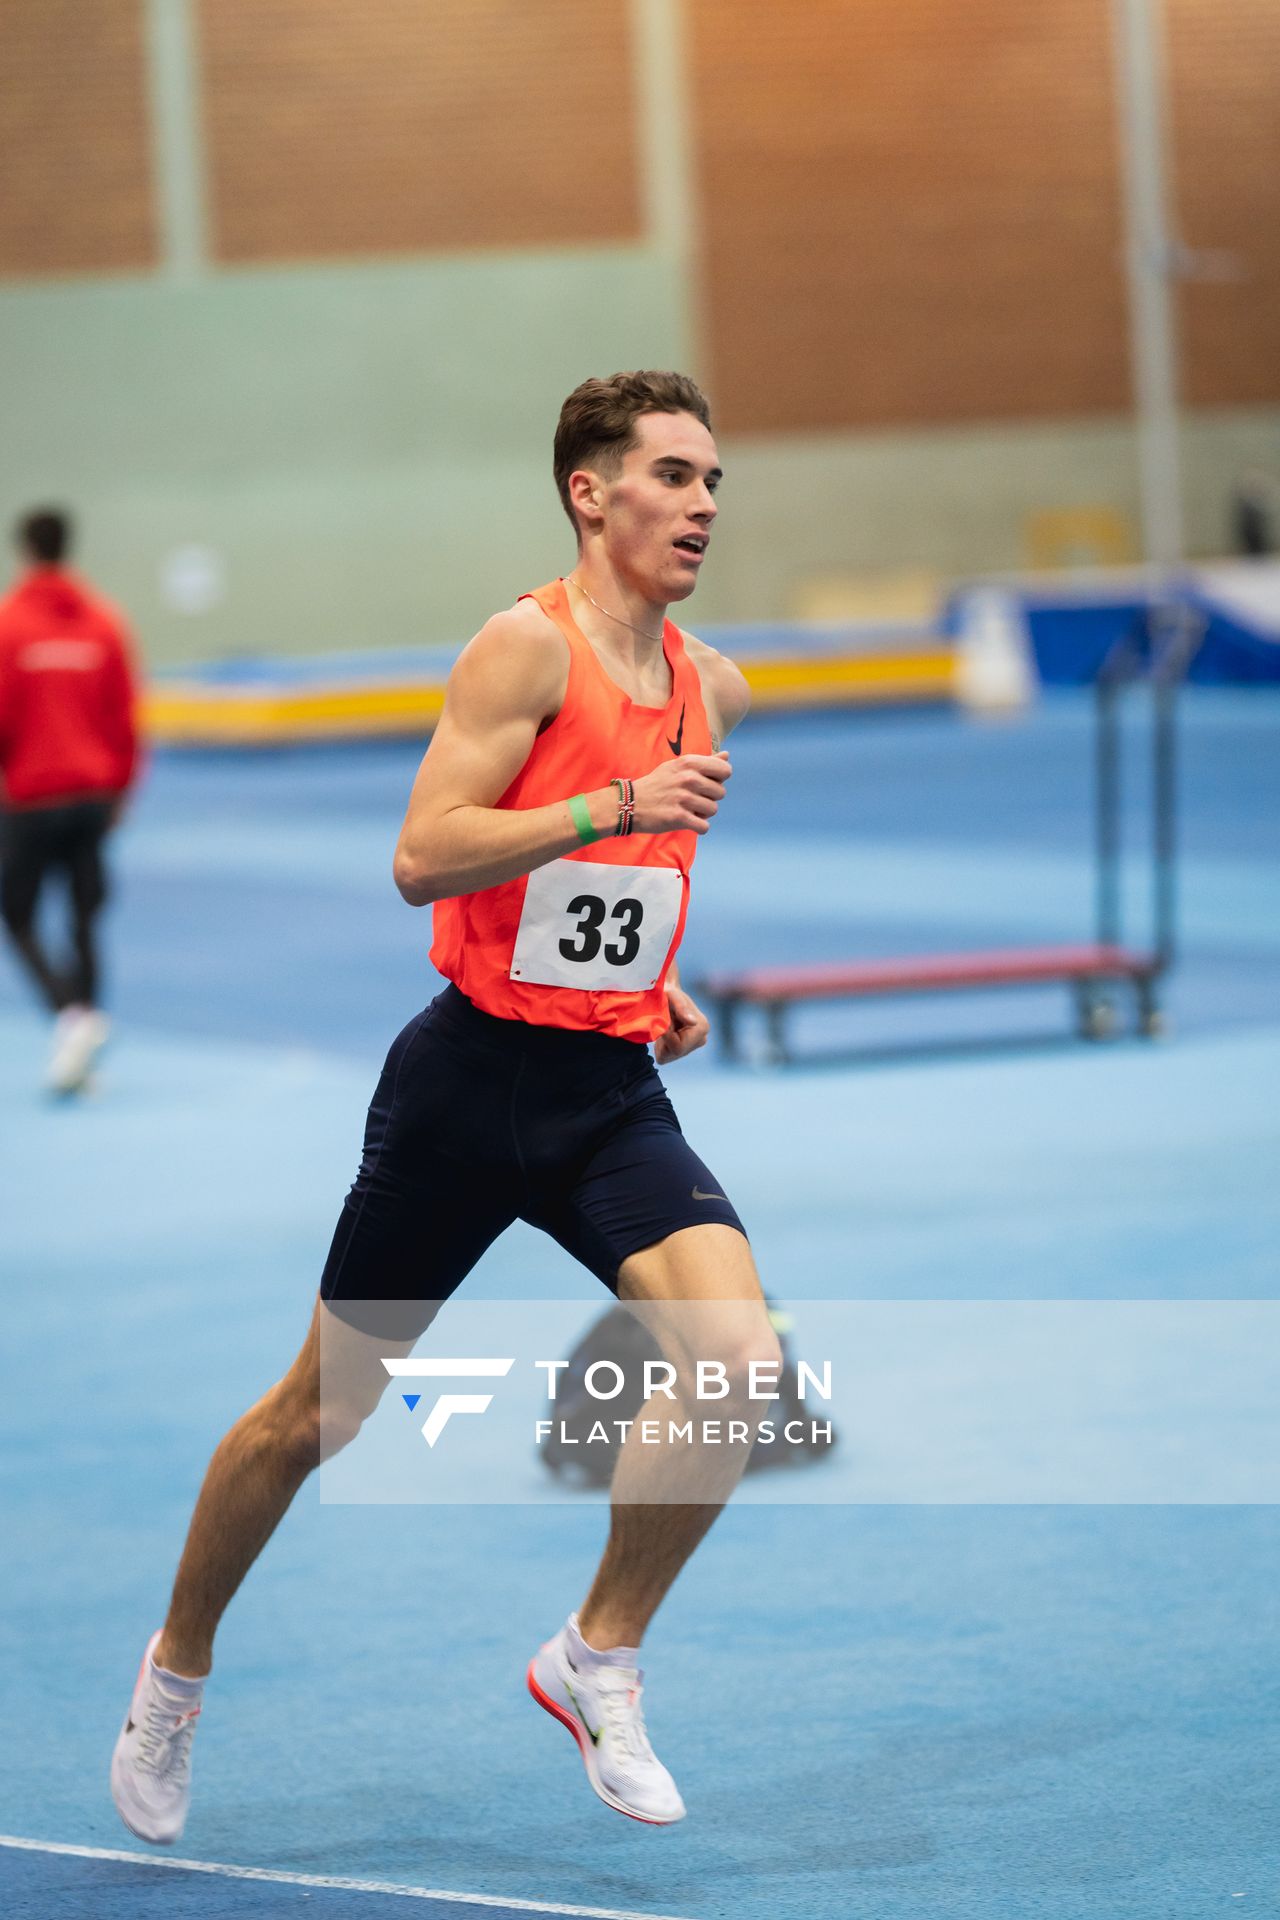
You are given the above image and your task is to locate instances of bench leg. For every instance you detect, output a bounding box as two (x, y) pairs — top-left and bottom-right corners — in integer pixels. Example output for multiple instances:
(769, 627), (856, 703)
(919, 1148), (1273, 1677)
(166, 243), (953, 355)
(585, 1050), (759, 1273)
(1075, 982), (1117, 1041)
(764, 1000), (789, 1066)
(1136, 974), (1166, 1039)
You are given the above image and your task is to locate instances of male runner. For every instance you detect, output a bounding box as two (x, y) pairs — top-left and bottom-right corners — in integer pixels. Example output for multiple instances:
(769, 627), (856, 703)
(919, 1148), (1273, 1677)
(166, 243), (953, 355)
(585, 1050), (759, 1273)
(0, 508), (139, 1092)
(111, 370), (779, 1839)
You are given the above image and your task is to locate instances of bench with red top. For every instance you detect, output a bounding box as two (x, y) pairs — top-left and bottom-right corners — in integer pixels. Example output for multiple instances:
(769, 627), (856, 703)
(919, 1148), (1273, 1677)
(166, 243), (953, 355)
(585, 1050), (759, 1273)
(697, 604), (1201, 1065)
(699, 942), (1164, 1063)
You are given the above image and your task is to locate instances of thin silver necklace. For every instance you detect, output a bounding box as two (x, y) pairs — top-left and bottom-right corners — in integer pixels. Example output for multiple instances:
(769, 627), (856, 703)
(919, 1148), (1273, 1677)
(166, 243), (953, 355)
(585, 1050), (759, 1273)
(567, 574), (664, 644)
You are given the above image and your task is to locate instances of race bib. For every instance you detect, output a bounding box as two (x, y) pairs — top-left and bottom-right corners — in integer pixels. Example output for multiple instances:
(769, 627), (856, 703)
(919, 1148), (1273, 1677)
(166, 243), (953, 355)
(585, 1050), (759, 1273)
(510, 859), (684, 992)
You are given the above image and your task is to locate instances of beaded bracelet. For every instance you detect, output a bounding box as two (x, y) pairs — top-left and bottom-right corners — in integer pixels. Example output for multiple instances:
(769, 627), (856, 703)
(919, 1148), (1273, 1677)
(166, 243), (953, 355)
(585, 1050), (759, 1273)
(610, 777), (636, 838)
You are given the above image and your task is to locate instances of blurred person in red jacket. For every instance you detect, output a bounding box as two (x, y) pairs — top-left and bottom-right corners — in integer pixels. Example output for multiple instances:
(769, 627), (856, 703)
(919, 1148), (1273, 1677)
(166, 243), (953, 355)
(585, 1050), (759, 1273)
(0, 508), (140, 1092)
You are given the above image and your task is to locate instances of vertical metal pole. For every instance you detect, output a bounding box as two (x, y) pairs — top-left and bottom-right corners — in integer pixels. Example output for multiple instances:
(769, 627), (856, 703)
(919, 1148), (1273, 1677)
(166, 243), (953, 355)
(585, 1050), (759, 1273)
(1096, 671), (1122, 950)
(1110, 0), (1184, 571)
(630, 0), (702, 373)
(1152, 639), (1179, 967)
(145, 0), (209, 280)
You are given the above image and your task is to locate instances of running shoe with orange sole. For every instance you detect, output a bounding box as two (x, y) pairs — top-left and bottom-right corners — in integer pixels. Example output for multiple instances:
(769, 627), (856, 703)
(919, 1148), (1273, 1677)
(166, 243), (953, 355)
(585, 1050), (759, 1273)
(528, 1618), (686, 1825)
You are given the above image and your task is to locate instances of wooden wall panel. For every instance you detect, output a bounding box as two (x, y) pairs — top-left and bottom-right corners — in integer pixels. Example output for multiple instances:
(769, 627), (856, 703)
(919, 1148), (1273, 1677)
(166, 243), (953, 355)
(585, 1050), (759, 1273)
(199, 0), (641, 263)
(1167, 0), (1280, 406)
(0, 0), (155, 278)
(689, 0), (1130, 433)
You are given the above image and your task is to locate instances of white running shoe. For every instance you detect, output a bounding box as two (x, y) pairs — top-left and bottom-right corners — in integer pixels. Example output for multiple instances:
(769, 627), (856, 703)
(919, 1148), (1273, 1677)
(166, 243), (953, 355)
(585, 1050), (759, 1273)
(110, 1633), (204, 1845)
(528, 1618), (686, 1825)
(47, 1006), (109, 1095)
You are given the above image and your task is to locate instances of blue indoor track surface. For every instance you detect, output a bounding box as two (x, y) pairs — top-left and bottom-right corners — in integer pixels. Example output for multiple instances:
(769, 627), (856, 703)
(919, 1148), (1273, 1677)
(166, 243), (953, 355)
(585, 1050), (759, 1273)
(3, 693), (1279, 1920)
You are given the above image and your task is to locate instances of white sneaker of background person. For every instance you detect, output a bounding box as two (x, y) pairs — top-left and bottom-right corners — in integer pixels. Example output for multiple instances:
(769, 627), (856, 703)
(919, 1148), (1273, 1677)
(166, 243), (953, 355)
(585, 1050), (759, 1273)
(47, 1005), (109, 1096)
(528, 1613), (686, 1824)
(111, 1632), (205, 1844)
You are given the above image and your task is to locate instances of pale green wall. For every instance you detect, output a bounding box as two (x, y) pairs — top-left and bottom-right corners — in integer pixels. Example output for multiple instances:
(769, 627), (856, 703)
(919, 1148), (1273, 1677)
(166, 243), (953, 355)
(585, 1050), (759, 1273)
(0, 249), (686, 666)
(3, 256), (1277, 666)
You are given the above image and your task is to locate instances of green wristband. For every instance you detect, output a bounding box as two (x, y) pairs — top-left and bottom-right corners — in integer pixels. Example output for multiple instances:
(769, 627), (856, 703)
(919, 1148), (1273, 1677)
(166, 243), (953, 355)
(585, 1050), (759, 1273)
(568, 792), (601, 845)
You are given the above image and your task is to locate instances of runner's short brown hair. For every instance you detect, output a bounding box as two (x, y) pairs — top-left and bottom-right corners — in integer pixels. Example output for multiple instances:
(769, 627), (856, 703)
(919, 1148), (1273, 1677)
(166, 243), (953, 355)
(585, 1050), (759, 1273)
(554, 371), (712, 535)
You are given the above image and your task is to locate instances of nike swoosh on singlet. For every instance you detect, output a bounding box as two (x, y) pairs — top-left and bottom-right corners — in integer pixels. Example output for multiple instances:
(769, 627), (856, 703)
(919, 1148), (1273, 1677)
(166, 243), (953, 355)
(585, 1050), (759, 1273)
(564, 1679), (602, 1746)
(667, 701), (685, 757)
(692, 1185), (726, 1201)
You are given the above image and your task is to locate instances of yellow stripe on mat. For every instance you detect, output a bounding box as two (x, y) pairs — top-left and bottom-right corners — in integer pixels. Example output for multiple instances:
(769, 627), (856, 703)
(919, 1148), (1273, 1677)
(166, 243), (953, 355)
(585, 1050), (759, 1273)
(743, 650), (956, 709)
(144, 682), (448, 745)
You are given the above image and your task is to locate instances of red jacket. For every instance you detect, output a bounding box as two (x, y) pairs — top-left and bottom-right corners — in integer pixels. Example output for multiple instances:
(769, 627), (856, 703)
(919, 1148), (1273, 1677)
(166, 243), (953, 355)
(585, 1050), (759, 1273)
(0, 567), (140, 807)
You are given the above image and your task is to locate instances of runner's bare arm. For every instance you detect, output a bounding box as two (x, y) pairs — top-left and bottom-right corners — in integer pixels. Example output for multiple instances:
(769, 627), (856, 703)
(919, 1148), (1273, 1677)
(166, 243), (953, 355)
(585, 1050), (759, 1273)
(656, 966), (709, 1064)
(653, 639), (750, 1064)
(394, 609), (732, 905)
(682, 633), (751, 749)
(393, 610), (579, 905)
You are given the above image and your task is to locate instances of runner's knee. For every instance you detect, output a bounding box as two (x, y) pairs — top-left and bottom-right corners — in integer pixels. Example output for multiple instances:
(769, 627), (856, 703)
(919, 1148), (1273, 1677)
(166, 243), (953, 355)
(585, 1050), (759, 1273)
(658, 1319), (782, 1405)
(716, 1327), (784, 1401)
(315, 1385), (392, 1461)
(309, 1372), (390, 1462)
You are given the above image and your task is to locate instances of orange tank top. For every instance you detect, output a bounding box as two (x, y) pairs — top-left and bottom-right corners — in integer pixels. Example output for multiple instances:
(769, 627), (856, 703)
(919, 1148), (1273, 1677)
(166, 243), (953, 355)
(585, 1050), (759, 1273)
(430, 579), (711, 1043)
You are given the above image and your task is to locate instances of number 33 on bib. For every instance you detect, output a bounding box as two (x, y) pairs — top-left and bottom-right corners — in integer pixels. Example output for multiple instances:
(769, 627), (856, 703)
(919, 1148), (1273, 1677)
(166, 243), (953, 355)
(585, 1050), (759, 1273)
(510, 859), (685, 993)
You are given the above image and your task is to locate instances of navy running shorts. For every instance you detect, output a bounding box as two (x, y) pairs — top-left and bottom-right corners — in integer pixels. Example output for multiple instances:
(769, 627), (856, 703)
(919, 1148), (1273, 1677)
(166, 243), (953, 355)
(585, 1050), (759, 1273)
(320, 984), (746, 1329)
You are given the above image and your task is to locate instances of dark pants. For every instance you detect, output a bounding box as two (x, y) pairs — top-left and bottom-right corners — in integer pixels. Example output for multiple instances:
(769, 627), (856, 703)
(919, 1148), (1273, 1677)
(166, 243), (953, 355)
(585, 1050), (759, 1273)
(0, 798), (114, 1012)
(321, 984), (746, 1339)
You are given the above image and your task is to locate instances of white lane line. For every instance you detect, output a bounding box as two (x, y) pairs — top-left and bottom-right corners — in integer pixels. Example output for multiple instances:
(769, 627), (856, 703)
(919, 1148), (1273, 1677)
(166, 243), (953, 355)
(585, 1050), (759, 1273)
(0, 1837), (697, 1920)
